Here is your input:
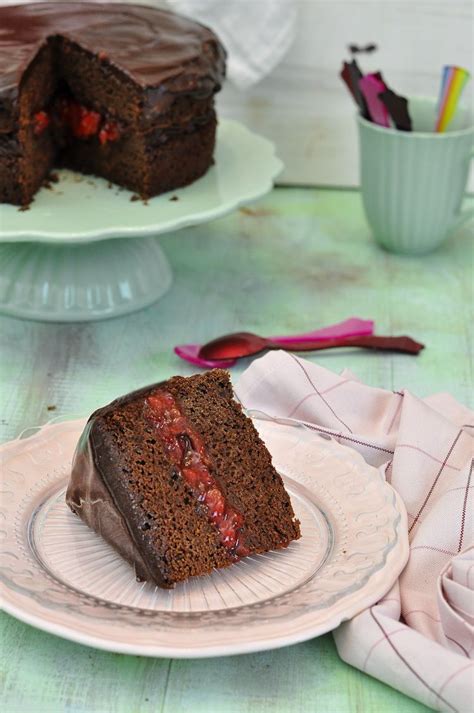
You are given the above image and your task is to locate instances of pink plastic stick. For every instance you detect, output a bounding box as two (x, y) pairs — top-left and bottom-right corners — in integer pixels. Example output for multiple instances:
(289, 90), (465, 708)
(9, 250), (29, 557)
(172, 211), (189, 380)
(270, 317), (374, 345)
(359, 74), (390, 127)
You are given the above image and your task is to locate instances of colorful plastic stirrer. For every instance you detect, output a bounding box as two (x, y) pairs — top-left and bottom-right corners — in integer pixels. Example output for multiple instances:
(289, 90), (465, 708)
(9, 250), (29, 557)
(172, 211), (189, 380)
(359, 74), (390, 127)
(340, 60), (369, 118)
(436, 65), (452, 113)
(435, 65), (470, 132)
(379, 89), (412, 131)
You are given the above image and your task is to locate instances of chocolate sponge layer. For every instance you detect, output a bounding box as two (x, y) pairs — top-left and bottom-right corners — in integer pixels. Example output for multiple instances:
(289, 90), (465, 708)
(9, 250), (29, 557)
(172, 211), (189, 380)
(58, 117), (217, 199)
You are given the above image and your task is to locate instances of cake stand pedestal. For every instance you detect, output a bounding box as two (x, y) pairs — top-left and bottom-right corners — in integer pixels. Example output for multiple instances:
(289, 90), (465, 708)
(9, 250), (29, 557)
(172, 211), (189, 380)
(0, 237), (172, 322)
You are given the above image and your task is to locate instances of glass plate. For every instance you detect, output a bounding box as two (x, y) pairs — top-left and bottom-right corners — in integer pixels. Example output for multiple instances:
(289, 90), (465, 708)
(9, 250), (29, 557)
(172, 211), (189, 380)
(0, 418), (408, 657)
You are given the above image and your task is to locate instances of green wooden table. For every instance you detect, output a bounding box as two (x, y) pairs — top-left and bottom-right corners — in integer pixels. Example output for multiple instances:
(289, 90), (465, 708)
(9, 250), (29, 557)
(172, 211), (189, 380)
(1, 187), (472, 712)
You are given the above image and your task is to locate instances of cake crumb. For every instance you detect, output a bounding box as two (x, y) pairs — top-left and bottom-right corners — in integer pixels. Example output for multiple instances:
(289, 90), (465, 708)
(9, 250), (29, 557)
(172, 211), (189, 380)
(43, 171), (60, 190)
(169, 195), (179, 202)
(239, 206), (273, 217)
(130, 194), (140, 202)
(47, 405), (57, 411)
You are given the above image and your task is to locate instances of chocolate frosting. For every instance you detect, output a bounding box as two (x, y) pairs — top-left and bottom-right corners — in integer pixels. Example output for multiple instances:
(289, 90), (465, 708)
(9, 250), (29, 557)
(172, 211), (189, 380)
(66, 422), (157, 584)
(66, 383), (169, 587)
(0, 2), (226, 102)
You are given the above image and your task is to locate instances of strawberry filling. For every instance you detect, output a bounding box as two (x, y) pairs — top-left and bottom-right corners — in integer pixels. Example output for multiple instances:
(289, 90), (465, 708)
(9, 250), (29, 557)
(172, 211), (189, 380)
(33, 111), (50, 135)
(146, 391), (250, 558)
(99, 121), (120, 145)
(57, 98), (120, 143)
(33, 98), (121, 143)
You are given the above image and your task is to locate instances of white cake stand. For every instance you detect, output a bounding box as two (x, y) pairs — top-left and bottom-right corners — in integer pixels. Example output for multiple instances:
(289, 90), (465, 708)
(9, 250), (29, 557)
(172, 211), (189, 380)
(0, 120), (282, 322)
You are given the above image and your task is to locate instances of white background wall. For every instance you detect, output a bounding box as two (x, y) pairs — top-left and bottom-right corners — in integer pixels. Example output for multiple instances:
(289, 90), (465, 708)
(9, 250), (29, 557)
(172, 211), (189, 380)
(3, 0), (473, 189)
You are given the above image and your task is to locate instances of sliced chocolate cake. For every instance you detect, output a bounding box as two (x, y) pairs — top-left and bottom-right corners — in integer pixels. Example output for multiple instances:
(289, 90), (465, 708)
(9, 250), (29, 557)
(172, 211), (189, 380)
(66, 371), (301, 588)
(0, 3), (226, 205)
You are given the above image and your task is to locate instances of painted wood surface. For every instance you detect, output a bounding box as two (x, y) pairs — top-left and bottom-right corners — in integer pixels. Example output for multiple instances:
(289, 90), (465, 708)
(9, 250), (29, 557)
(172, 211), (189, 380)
(1, 187), (472, 712)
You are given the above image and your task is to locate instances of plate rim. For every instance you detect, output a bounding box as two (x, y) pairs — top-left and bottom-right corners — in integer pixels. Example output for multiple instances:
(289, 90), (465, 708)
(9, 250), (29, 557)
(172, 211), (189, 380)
(0, 418), (409, 658)
(0, 120), (283, 244)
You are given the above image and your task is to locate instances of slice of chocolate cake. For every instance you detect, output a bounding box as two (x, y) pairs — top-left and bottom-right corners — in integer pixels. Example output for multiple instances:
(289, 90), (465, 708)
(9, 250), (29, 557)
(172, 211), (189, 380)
(0, 3), (226, 205)
(66, 371), (301, 588)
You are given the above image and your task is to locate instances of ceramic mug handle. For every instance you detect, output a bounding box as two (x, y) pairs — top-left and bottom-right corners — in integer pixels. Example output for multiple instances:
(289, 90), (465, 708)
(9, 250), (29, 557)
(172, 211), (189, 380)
(452, 146), (474, 230)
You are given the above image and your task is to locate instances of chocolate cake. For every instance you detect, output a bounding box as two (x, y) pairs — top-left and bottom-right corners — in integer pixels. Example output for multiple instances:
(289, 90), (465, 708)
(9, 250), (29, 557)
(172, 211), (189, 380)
(0, 2), (226, 205)
(66, 371), (301, 588)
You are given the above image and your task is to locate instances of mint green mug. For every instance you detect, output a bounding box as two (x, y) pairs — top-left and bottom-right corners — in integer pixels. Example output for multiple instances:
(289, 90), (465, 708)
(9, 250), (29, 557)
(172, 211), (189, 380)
(358, 97), (473, 254)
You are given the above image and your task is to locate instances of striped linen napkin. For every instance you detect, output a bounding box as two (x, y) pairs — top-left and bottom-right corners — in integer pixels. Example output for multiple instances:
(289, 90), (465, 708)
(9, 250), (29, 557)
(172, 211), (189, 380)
(236, 351), (473, 712)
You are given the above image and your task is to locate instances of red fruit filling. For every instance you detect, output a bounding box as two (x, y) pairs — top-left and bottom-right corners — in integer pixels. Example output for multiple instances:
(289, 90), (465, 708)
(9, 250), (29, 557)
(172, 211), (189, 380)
(55, 98), (120, 143)
(98, 121), (120, 145)
(57, 98), (101, 138)
(146, 391), (250, 558)
(33, 111), (50, 135)
(32, 98), (121, 144)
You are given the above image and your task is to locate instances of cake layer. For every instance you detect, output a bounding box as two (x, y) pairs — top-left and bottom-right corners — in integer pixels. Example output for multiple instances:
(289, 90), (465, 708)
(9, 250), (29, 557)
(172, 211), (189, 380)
(0, 109), (217, 204)
(0, 3), (226, 130)
(0, 125), (55, 205)
(1, 33), (217, 136)
(57, 116), (217, 198)
(66, 371), (301, 588)
(55, 37), (217, 132)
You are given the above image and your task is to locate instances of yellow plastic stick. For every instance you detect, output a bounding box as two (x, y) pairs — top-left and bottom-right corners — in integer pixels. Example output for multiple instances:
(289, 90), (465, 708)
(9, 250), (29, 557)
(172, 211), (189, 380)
(436, 67), (470, 132)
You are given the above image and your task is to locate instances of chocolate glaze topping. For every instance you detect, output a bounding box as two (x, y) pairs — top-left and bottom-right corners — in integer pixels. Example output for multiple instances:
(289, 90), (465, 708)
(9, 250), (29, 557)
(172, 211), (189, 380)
(0, 2), (226, 100)
(66, 382), (178, 587)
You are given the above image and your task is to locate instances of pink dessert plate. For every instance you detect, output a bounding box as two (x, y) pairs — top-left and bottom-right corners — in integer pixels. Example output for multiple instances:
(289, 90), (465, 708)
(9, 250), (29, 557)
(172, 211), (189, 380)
(0, 417), (408, 658)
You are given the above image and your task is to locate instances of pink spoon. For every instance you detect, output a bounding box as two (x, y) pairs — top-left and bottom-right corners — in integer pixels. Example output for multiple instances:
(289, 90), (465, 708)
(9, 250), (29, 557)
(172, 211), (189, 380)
(174, 344), (235, 369)
(201, 333), (424, 360)
(175, 317), (374, 368)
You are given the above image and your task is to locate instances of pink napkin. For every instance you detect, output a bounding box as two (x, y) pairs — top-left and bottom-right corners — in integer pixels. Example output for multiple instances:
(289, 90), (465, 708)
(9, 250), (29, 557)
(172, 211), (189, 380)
(235, 352), (473, 712)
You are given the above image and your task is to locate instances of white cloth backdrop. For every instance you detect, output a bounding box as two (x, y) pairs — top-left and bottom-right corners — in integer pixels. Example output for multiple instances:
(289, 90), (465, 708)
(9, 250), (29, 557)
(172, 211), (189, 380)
(168, 0), (297, 88)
